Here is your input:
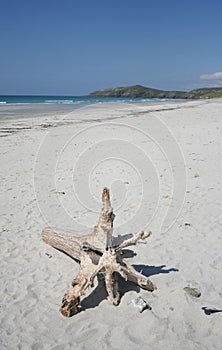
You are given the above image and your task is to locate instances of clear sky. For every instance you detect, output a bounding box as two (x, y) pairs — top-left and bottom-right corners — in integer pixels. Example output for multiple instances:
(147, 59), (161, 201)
(1, 0), (222, 95)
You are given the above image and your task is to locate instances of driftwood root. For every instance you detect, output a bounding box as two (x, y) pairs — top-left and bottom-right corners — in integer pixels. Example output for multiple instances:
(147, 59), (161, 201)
(42, 187), (156, 317)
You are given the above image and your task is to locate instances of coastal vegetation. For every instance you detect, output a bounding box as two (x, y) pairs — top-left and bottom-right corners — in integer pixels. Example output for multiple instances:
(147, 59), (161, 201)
(89, 85), (222, 99)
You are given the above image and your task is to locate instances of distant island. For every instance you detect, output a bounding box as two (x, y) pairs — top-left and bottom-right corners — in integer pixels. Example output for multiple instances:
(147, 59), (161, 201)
(89, 85), (222, 99)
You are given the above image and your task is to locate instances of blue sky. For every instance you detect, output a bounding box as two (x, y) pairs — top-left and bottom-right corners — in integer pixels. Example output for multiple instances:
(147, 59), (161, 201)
(1, 0), (222, 95)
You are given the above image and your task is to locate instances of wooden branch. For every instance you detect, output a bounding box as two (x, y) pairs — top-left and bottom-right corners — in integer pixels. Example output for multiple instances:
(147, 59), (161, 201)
(120, 261), (157, 292)
(60, 251), (99, 316)
(105, 271), (120, 306)
(115, 231), (152, 252)
(93, 187), (115, 250)
(42, 227), (89, 261)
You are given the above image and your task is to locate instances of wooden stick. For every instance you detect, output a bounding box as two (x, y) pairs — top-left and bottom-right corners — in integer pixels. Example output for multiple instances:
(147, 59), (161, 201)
(115, 231), (152, 252)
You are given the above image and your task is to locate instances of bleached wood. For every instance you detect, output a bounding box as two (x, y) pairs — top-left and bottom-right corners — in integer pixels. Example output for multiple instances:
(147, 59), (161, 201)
(115, 230), (152, 252)
(42, 187), (156, 317)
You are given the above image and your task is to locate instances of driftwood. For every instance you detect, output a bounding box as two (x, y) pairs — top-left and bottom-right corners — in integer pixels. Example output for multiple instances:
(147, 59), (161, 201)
(42, 187), (156, 317)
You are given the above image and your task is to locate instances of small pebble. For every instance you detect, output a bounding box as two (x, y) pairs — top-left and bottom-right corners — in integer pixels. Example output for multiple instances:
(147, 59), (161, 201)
(184, 222), (191, 227)
(184, 286), (201, 298)
(132, 297), (152, 313)
(194, 172), (200, 178)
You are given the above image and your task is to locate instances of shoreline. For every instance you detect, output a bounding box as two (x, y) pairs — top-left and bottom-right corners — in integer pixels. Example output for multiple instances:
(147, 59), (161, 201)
(0, 98), (204, 122)
(0, 99), (203, 138)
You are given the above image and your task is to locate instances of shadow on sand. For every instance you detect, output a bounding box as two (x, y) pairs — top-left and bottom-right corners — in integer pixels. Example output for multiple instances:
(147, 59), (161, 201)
(81, 263), (179, 312)
(132, 264), (179, 277)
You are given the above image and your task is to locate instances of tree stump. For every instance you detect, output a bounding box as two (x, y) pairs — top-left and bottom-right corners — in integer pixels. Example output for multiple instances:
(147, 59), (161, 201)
(42, 187), (156, 317)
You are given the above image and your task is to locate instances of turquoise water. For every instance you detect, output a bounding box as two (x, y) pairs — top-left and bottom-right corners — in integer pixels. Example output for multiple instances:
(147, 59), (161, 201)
(0, 95), (169, 106)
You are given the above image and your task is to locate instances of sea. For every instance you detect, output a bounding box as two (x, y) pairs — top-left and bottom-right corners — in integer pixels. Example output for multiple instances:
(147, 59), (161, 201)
(0, 95), (168, 106)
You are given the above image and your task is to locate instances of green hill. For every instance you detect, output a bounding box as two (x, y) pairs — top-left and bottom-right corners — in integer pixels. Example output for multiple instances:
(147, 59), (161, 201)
(89, 85), (222, 99)
(186, 87), (222, 99)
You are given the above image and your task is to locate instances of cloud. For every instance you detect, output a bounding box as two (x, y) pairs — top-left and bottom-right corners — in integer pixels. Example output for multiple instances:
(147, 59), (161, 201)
(200, 72), (222, 80)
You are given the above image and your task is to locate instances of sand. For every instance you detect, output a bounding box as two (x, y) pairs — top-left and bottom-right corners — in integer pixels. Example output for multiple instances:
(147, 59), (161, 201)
(1, 99), (222, 349)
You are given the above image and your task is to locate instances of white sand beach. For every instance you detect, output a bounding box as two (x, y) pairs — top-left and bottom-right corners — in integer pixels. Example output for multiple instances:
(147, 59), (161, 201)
(1, 99), (222, 349)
